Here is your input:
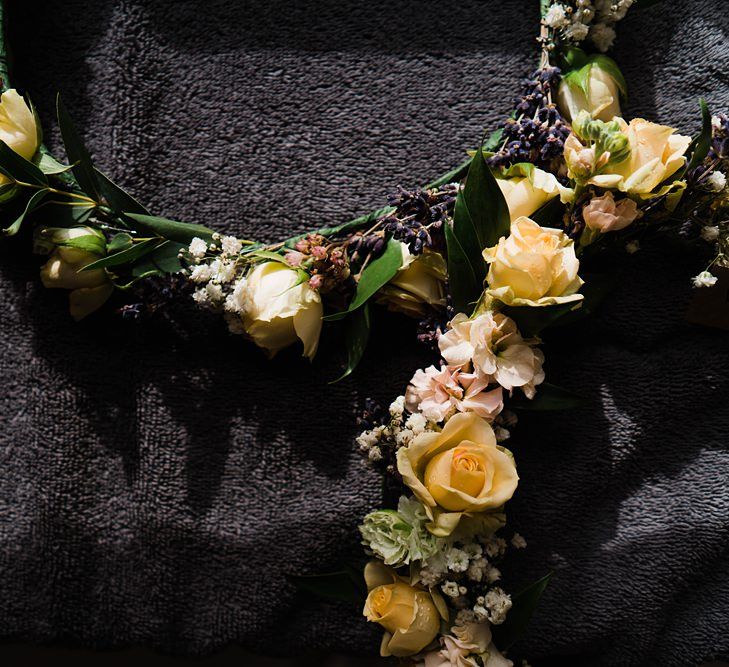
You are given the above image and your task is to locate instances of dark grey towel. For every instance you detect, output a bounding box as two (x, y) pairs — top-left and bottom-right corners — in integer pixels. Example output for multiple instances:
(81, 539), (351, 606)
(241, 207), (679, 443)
(0, 1), (728, 665)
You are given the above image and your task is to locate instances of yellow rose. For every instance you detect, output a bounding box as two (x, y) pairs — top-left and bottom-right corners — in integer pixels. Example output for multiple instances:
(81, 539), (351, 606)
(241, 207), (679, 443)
(483, 217), (583, 307)
(576, 117), (691, 195)
(396, 412), (518, 537)
(377, 244), (446, 317)
(0, 89), (39, 179)
(496, 166), (572, 222)
(557, 60), (623, 123)
(363, 561), (447, 657)
(39, 227), (113, 321)
(242, 261), (322, 360)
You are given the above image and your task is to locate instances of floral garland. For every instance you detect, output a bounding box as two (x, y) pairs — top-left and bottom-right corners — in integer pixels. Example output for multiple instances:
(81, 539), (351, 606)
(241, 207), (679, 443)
(1, 0), (727, 664)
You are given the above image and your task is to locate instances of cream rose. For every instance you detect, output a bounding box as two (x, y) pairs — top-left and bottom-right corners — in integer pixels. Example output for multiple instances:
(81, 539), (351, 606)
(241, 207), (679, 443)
(483, 217), (583, 307)
(421, 621), (513, 667)
(378, 244), (447, 317)
(557, 60), (623, 122)
(396, 412), (518, 537)
(574, 117), (691, 195)
(38, 227), (113, 321)
(0, 89), (39, 179)
(363, 561), (447, 657)
(241, 261), (322, 360)
(582, 191), (641, 233)
(496, 166), (572, 223)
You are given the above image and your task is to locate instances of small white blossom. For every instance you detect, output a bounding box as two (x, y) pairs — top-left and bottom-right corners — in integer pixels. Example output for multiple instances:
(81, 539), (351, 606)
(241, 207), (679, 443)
(544, 3), (569, 28)
(205, 282), (223, 302)
(486, 565), (502, 584)
(223, 277), (251, 314)
(484, 588), (512, 625)
(188, 237), (208, 259)
(511, 532), (527, 549)
(701, 226), (720, 242)
(693, 271), (718, 288)
(389, 395), (405, 418)
(484, 536), (507, 559)
(707, 171), (727, 192)
(463, 542), (483, 560)
(189, 264), (212, 283)
(446, 548), (470, 573)
(356, 430), (380, 449)
(419, 567), (443, 588)
(405, 412), (428, 435)
(221, 235), (243, 256)
(368, 446), (382, 462)
(192, 287), (209, 305)
(625, 240), (640, 254)
(590, 22), (616, 51)
(467, 557), (488, 582)
(564, 21), (590, 41)
(441, 581), (460, 598)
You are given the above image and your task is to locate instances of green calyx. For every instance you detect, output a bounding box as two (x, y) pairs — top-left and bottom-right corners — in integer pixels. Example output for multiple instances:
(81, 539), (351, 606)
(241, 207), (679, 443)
(572, 111), (631, 167)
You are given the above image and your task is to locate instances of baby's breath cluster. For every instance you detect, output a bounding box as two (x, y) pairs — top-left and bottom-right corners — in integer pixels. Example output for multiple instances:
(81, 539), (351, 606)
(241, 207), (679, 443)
(543, 0), (635, 53)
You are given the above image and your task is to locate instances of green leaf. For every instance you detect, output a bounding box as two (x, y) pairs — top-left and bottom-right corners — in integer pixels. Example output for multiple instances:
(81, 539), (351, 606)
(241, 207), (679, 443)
(324, 238), (402, 321)
(36, 152), (73, 176)
(492, 572), (553, 650)
(79, 238), (161, 271)
(287, 567), (366, 605)
(0, 182), (18, 203)
(57, 94), (101, 200)
(445, 218), (480, 314)
(502, 300), (582, 338)
(686, 98), (711, 173)
(510, 383), (589, 411)
(284, 205), (395, 249)
(483, 127), (505, 153)
(248, 249), (288, 264)
(60, 233), (106, 255)
(126, 213), (214, 244)
(0, 140), (47, 186)
(331, 304), (371, 383)
(2, 189), (45, 236)
(95, 168), (149, 216)
(130, 240), (185, 276)
(107, 232), (134, 254)
(425, 157), (472, 190)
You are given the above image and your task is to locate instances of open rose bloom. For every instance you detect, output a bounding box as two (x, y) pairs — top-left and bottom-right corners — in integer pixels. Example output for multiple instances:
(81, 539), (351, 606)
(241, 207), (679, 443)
(483, 217), (584, 307)
(397, 413), (518, 537)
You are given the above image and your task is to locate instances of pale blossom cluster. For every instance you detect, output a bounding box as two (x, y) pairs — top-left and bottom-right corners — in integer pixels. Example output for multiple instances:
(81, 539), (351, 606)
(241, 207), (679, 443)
(543, 0), (635, 52)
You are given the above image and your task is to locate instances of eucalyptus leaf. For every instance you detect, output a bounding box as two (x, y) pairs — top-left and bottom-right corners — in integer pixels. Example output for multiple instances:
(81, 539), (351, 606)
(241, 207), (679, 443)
(107, 232), (134, 254)
(126, 213), (214, 244)
(2, 189), (45, 236)
(331, 304), (371, 383)
(36, 152), (73, 176)
(79, 238), (161, 272)
(287, 567), (366, 605)
(95, 168), (149, 216)
(324, 238), (402, 321)
(0, 140), (47, 186)
(60, 233), (107, 255)
(492, 572), (553, 650)
(57, 94), (101, 200)
(510, 383), (589, 411)
(130, 241), (185, 276)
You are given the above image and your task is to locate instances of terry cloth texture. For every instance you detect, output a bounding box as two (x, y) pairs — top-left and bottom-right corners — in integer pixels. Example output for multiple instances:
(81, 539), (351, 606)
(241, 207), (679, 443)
(0, 1), (728, 665)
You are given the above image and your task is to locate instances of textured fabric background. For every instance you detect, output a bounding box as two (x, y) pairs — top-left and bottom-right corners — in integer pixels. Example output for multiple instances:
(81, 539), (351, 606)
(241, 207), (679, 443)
(0, 1), (728, 665)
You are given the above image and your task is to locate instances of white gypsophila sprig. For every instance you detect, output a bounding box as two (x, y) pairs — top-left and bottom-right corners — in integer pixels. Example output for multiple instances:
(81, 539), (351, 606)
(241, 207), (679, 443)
(188, 237), (208, 259)
(707, 171), (727, 192)
(693, 271), (718, 288)
(701, 226), (720, 242)
(220, 235), (243, 256)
